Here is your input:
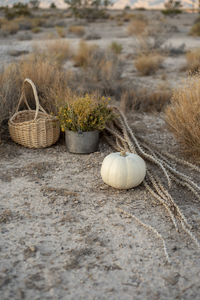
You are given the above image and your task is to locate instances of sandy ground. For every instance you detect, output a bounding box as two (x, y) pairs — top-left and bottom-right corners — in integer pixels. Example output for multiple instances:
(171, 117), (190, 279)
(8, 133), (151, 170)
(1, 112), (200, 300)
(1, 9), (200, 300)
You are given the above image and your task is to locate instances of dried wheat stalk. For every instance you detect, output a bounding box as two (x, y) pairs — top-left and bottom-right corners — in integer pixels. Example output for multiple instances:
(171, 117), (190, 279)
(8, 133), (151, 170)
(104, 106), (200, 263)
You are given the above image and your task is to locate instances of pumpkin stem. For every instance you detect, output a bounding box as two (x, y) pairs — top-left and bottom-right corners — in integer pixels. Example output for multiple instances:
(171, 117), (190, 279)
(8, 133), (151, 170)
(120, 151), (127, 157)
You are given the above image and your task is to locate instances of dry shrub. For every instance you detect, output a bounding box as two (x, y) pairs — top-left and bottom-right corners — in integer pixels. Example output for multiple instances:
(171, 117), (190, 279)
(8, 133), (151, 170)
(186, 49), (200, 73)
(117, 20), (124, 26)
(117, 12), (147, 23)
(68, 25), (85, 37)
(127, 19), (148, 36)
(108, 15), (115, 21)
(120, 89), (136, 113)
(89, 50), (122, 89)
(40, 17), (57, 28)
(8, 49), (29, 57)
(109, 41), (123, 55)
(56, 26), (66, 38)
(14, 16), (32, 30)
(0, 18), (6, 27)
(134, 53), (164, 76)
(18, 55), (70, 113)
(72, 43), (122, 95)
(0, 64), (21, 126)
(0, 54), (71, 124)
(31, 17), (45, 28)
(47, 74), (75, 108)
(165, 76), (200, 159)
(100, 60), (115, 82)
(0, 16), (31, 31)
(31, 27), (41, 33)
(73, 40), (98, 67)
(33, 40), (72, 66)
(0, 20), (19, 35)
(120, 85), (171, 113)
(190, 22), (200, 36)
(0, 16), (46, 36)
(45, 32), (57, 40)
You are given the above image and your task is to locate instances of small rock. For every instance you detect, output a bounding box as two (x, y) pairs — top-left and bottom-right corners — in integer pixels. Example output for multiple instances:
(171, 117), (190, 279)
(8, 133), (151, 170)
(163, 272), (180, 285)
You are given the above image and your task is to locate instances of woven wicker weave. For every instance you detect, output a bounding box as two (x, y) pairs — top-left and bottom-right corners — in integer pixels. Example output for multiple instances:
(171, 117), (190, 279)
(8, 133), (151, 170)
(8, 78), (60, 148)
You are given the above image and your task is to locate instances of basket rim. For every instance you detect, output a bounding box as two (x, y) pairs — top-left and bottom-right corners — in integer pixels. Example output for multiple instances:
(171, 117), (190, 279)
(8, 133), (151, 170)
(9, 110), (58, 126)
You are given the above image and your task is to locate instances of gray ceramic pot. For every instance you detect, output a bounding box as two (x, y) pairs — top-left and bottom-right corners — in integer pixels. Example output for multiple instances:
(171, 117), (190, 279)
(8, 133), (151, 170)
(65, 130), (99, 154)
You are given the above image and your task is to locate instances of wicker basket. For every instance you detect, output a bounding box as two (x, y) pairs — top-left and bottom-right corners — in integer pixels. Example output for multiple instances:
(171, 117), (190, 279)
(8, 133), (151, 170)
(8, 78), (60, 148)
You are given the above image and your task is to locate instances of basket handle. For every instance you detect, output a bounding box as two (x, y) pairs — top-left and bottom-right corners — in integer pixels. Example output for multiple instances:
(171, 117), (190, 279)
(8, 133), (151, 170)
(16, 78), (48, 120)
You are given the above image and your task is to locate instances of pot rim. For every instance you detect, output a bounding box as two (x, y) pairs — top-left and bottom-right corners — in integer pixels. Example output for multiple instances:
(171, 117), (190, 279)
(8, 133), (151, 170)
(65, 129), (100, 133)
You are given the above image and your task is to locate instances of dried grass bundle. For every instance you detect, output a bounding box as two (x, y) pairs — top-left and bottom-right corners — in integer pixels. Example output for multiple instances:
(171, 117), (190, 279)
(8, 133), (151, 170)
(165, 75), (200, 160)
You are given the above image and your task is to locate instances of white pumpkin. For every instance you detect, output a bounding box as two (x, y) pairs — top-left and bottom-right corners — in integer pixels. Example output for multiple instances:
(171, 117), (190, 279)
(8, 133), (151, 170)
(101, 151), (146, 189)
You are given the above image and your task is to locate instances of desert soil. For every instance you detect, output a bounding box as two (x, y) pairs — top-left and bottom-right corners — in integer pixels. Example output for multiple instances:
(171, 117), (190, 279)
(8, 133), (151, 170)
(1, 112), (200, 300)
(1, 9), (200, 300)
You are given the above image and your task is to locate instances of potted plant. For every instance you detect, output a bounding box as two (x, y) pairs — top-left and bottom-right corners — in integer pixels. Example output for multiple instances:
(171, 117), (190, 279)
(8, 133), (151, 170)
(58, 93), (113, 153)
